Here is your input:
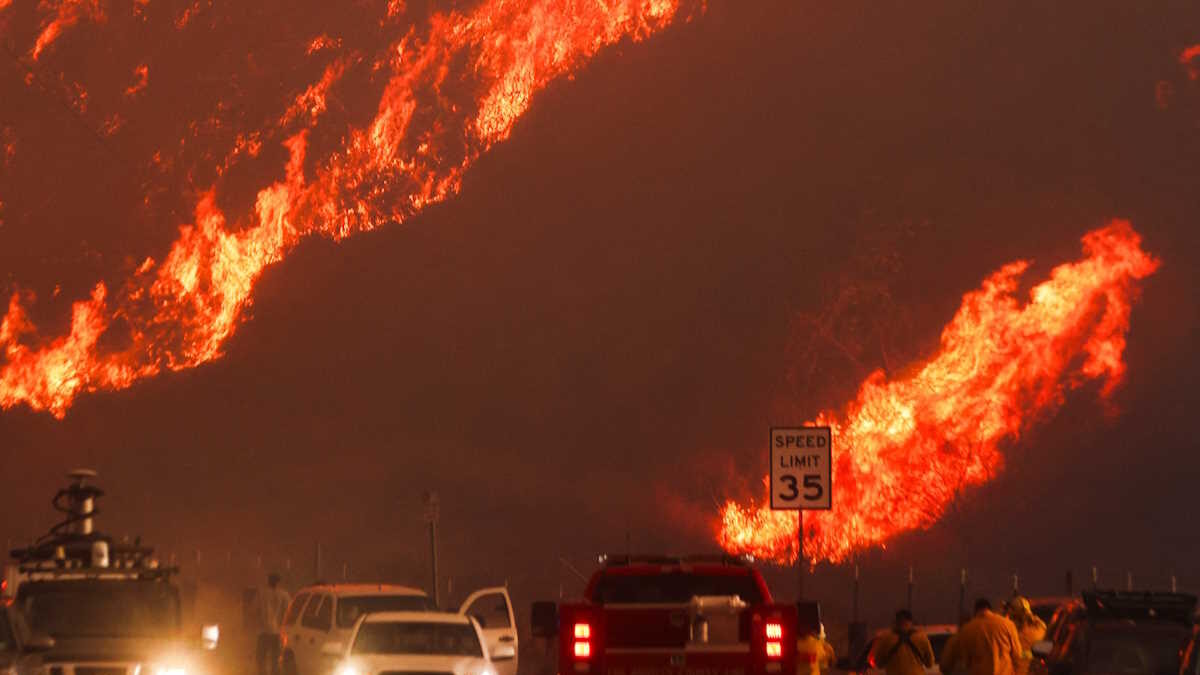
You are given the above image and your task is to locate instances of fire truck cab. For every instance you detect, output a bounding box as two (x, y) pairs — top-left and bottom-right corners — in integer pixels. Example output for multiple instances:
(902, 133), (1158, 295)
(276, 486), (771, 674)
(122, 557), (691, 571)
(2, 470), (218, 675)
(532, 555), (800, 675)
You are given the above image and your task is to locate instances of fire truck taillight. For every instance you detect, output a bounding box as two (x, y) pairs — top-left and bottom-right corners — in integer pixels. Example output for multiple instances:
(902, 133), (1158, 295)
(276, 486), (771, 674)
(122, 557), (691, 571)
(765, 622), (783, 659)
(573, 623), (592, 660)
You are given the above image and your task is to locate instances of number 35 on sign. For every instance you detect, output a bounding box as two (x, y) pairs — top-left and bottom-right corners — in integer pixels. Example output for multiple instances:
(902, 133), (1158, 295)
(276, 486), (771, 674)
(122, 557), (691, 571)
(770, 427), (832, 510)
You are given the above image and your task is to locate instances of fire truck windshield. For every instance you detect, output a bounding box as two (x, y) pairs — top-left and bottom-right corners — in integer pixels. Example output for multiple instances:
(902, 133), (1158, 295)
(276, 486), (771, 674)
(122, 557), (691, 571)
(19, 581), (181, 639)
(592, 572), (764, 605)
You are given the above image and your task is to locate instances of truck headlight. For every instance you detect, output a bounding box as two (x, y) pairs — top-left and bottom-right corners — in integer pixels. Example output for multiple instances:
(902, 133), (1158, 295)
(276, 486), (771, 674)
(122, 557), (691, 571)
(334, 664), (361, 675)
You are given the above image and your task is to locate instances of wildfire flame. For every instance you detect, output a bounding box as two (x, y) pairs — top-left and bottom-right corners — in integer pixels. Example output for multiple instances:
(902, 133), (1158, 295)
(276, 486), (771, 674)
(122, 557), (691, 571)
(0, 0), (688, 417)
(718, 221), (1159, 564)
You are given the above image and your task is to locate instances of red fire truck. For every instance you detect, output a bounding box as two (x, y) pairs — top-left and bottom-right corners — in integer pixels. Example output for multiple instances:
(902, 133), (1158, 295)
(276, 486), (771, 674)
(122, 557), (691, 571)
(532, 555), (800, 675)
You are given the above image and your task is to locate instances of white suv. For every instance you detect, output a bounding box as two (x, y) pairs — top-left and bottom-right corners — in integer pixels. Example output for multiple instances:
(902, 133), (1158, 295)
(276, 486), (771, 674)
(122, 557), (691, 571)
(280, 584), (517, 675)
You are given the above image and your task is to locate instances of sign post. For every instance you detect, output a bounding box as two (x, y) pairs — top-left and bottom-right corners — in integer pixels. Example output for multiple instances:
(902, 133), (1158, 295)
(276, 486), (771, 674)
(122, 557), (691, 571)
(769, 426), (832, 600)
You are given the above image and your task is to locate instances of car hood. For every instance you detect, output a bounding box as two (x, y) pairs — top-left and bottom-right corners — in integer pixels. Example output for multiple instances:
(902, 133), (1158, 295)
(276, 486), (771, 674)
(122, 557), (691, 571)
(348, 654), (490, 675)
(41, 636), (188, 663)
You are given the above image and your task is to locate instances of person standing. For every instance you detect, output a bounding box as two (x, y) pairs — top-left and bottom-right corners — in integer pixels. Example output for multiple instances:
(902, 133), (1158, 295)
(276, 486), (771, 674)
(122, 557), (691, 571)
(1005, 597), (1047, 675)
(798, 622), (837, 675)
(797, 623), (826, 675)
(257, 573), (291, 675)
(869, 610), (935, 675)
(940, 599), (1023, 675)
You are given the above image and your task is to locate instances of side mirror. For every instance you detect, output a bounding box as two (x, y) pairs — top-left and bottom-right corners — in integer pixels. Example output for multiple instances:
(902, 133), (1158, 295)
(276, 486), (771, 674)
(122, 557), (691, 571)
(201, 624), (220, 651)
(531, 601), (558, 638)
(321, 642), (345, 658)
(25, 633), (55, 653)
(1031, 641), (1053, 659)
(492, 644), (516, 661)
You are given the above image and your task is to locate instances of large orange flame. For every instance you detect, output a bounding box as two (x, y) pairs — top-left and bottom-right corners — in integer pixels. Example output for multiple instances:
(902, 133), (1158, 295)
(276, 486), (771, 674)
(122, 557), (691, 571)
(0, 0), (687, 417)
(718, 221), (1159, 564)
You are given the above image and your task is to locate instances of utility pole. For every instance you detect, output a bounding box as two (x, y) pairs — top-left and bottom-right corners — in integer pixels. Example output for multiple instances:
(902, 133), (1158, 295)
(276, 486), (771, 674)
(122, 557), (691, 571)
(423, 491), (440, 608)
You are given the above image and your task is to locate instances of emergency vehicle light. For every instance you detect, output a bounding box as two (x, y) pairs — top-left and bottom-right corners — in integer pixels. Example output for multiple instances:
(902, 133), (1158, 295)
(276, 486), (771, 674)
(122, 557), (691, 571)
(572, 622), (592, 660)
(764, 621), (783, 659)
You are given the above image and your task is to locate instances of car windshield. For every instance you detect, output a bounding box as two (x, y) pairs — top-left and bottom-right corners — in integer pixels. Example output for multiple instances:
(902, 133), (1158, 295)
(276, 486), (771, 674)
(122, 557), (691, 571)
(337, 595), (435, 628)
(592, 573), (764, 604)
(19, 581), (181, 639)
(351, 621), (483, 657)
(1086, 628), (1188, 675)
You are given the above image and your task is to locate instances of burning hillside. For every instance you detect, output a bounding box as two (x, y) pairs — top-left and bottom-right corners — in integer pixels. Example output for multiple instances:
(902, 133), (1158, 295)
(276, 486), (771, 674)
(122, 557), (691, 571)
(718, 221), (1159, 564)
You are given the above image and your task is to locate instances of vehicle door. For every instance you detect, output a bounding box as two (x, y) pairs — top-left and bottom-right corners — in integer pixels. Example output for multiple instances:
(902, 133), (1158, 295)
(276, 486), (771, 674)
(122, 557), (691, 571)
(281, 592), (312, 671)
(459, 587), (518, 675)
(295, 594), (335, 675)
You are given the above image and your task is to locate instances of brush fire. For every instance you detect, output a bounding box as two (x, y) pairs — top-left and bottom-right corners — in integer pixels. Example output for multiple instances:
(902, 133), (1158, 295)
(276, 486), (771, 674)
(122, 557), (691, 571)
(0, 0), (687, 417)
(718, 221), (1160, 565)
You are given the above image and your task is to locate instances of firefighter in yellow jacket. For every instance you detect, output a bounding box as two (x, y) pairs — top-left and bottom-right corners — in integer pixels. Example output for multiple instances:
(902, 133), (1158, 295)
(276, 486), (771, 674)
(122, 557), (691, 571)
(940, 599), (1024, 675)
(869, 610), (935, 675)
(797, 623), (837, 675)
(1005, 597), (1047, 675)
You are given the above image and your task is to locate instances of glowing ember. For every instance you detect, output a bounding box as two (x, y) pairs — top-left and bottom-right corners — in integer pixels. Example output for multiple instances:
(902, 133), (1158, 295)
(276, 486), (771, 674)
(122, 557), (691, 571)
(0, 0), (688, 418)
(718, 221), (1159, 564)
(1182, 44), (1200, 80)
(124, 64), (149, 98)
(31, 0), (105, 60)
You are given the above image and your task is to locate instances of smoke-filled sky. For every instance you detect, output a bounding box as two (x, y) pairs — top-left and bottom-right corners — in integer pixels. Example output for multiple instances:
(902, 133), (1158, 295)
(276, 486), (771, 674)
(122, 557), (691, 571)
(2, 0), (1199, 629)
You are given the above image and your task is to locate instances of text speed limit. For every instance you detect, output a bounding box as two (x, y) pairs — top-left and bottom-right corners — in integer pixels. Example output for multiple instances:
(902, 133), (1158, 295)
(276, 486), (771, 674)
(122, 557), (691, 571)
(769, 427), (832, 510)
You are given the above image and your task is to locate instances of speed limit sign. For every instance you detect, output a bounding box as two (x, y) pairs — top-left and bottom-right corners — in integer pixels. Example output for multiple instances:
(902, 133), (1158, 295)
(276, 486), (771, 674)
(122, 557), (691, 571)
(769, 427), (832, 510)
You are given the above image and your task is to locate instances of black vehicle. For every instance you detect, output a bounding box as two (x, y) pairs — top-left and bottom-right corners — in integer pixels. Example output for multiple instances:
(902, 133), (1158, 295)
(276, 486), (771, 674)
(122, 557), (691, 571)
(1031, 591), (1195, 675)
(3, 471), (219, 675)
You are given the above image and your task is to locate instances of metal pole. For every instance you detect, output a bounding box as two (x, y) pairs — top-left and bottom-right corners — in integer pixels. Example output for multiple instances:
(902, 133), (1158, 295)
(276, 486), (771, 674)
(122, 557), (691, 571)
(852, 564), (860, 623)
(1126, 571), (1133, 592)
(430, 518), (440, 608)
(958, 569), (967, 624)
(423, 491), (441, 608)
(796, 511), (805, 601)
(1091, 566), (1098, 589)
(1171, 575), (1178, 593)
(314, 542), (322, 582)
(906, 566), (914, 612)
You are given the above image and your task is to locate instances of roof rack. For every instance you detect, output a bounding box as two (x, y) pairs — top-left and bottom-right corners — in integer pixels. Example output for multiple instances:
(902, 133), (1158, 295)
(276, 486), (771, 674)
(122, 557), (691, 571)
(7, 471), (177, 582)
(1082, 590), (1197, 625)
(598, 554), (755, 567)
